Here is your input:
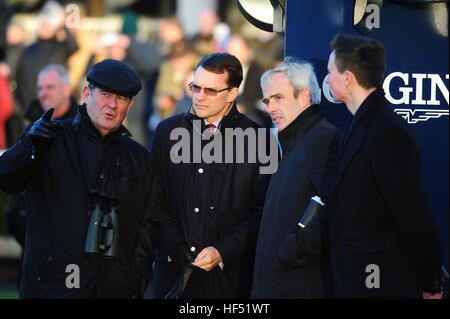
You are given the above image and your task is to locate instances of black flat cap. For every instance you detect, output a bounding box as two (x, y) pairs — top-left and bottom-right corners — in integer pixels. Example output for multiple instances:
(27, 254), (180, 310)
(86, 59), (142, 97)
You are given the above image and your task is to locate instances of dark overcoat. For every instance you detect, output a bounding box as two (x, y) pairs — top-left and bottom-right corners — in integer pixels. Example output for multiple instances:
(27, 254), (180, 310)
(251, 105), (340, 298)
(328, 89), (442, 298)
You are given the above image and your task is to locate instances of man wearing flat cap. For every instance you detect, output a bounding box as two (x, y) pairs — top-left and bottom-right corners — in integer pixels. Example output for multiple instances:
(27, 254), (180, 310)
(0, 59), (159, 298)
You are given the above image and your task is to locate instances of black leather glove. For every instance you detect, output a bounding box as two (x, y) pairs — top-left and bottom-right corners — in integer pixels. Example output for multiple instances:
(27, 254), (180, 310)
(277, 210), (325, 268)
(28, 108), (63, 154)
(277, 232), (310, 267)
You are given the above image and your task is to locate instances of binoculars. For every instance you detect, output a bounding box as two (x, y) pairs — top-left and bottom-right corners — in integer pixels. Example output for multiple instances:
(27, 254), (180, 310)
(84, 190), (119, 258)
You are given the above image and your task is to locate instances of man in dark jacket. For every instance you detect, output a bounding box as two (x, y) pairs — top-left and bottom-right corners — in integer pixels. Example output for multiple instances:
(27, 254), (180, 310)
(251, 58), (340, 298)
(150, 53), (272, 298)
(0, 59), (158, 298)
(326, 33), (443, 298)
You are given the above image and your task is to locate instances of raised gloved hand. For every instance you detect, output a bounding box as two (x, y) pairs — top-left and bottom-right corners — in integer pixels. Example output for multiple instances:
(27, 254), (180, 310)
(28, 108), (64, 154)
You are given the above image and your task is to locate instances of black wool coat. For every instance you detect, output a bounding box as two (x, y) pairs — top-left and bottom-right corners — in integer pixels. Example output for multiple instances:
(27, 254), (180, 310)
(251, 105), (341, 298)
(328, 88), (442, 298)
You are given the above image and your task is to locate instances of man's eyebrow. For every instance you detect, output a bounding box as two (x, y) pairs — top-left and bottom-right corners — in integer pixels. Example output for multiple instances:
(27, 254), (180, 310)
(263, 93), (282, 99)
(195, 84), (222, 90)
(263, 93), (283, 104)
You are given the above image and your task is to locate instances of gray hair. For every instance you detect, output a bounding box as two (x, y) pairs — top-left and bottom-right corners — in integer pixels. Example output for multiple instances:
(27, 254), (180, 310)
(38, 64), (71, 85)
(260, 56), (321, 105)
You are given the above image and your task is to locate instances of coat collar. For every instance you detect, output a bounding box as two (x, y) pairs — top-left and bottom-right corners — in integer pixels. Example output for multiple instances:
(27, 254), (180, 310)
(278, 104), (323, 156)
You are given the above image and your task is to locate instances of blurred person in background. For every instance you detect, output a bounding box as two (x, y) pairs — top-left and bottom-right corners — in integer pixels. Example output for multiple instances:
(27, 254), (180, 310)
(65, 2), (97, 99)
(5, 22), (27, 90)
(145, 16), (190, 141)
(190, 10), (220, 56)
(226, 35), (271, 129)
(173, 69), (195, 116)
(212, 22), (231, 52)
(248, 29), (284, 69)
(4, 21), (27, 147)
(0, 51), (13, 150)
(15, 0), (79, 110)
(157, 16), (186, 58)
(148, 39), (199, 137)
(23, 64), (78, 124)
(0, 0), (11, 55)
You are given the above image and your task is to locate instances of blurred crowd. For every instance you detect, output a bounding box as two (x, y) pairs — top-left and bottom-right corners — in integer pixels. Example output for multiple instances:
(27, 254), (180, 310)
(0, 0), (284, 148)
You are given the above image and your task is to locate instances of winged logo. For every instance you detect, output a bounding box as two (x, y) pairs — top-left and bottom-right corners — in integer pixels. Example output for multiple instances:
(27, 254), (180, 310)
(394, 108), (449, 124)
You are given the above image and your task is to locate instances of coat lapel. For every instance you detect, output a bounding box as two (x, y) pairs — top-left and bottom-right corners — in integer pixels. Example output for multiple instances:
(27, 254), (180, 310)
(330, 88), (386, 195)
(332, 122), (368, 193)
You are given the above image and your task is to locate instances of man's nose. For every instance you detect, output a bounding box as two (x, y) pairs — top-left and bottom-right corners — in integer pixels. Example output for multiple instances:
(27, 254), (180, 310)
(108, 95), (118, 108)
(38, 91), (47, 99)
(196, 88), (207, 100)
(266, 101), (276, 114)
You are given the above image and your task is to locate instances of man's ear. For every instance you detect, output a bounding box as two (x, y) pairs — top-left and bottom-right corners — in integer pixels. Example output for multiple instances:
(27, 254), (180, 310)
(299, 88), (312, 105)
(343, 70), (356, 87)
(226, 87), (239, 103)
(82, 86), (90, 104)
(126, 98), (135, 111)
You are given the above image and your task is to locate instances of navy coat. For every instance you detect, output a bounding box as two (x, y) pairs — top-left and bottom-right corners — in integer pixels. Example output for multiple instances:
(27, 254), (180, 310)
(251, 105), (340, 298)
(328, 89), (442, 298)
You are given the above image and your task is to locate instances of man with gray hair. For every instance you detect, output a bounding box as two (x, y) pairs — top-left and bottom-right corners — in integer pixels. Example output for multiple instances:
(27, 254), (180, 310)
(251, 57), (341, 298)
(23, 64), (77, 124)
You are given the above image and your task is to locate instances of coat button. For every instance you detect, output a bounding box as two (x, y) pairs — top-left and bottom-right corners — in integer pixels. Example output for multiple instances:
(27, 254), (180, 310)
(194, 207), (200, 213)
(190, 246), (196, 252)
(198, 168), (204, 173)
(99, 173), (105, 179)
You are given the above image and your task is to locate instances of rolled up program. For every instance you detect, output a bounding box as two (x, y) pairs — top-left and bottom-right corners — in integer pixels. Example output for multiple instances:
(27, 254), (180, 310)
(298, 196), (325, 228)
